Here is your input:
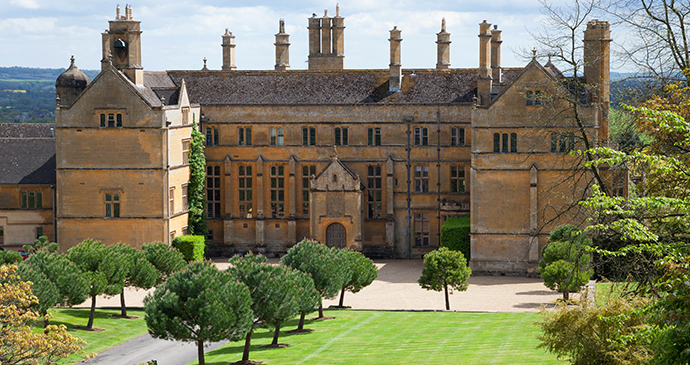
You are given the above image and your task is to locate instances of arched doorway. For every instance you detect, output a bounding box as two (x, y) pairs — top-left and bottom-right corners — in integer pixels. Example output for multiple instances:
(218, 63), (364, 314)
(326, 223), (346, 248)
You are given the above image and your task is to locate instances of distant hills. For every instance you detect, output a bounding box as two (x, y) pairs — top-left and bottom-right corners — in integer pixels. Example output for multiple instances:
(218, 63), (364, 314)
(0, 66), (654, 124)
(0, 66), (99, 82)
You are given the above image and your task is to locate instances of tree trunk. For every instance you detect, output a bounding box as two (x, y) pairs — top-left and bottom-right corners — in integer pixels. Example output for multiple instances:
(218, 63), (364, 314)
(444, 283), (450, 310)
(272, 324), (280, 345)
(339, 288), (345, 307)
(242, 327), (253, 362)
(197, 338), (205, 365)
(318, 298), (324, 318)
(43, 312), (49, 328)
(563, 291), (570, 301)
(120, 289), (127, 317)
(297, 312), (306, 330)
(87, 295), (96, 329)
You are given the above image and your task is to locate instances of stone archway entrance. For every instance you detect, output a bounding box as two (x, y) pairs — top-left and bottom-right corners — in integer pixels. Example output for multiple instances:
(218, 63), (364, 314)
(325, 223), (347, 248)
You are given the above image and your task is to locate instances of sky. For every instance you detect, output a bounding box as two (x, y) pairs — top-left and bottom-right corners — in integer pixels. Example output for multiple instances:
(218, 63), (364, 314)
(0, 0), (608, 72)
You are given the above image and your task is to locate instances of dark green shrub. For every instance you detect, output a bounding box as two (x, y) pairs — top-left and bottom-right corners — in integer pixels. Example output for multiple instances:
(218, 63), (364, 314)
(0, 250), (23, 265)
(172, 235), (205, 262)
(440, 216), (471, 262)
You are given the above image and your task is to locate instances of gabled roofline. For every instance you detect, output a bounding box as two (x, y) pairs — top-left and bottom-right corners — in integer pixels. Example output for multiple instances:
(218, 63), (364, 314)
(64, 64), (162, 110)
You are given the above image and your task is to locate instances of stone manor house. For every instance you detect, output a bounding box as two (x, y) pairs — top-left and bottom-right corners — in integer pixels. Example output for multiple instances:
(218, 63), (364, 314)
(0, 5), (613, 274)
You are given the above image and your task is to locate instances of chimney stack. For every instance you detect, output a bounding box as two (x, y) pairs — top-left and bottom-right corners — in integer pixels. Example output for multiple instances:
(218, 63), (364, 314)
(275, 20), (290, 71)
(308, 7), (345, 70)
(332, 3), (345, 56)
(436, 18), (451, 69)
(584, 20), (611, 141)
(389, 26), (402, 92)
(491, 25), (502, 83)
(477, 20), (492, 106)
(222, 29), (236, 71)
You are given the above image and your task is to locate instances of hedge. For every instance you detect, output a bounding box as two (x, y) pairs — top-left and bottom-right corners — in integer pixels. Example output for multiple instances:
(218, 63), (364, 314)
(172, 235), (205, 262)
(440, 216), (471, 262)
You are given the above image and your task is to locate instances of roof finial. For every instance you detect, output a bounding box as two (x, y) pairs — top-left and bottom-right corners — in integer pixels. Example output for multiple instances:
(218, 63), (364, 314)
(107, 50), (113, 65)
(331, 145), (338, 160)
(202, 57), (209, 71)
(336, 3), (340, 17)
(441, 18), (446, 32)
(279, 19), (285, 33)
(70, 55), (75, 66)
(532, 47), (537, 59)
(324, 9), (328, 17)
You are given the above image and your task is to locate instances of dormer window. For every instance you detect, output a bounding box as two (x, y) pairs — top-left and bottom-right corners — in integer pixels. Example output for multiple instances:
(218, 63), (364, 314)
(98, 110), (124, 127)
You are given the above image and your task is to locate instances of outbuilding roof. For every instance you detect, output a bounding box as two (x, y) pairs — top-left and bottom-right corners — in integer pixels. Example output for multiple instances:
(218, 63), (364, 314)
(0, 124), (56, 185)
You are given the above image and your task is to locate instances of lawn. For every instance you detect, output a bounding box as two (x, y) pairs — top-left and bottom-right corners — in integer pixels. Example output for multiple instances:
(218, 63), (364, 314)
(595, 282), (639, 307)
(33, 308), (149, 364)
(193, 311), (563, 365)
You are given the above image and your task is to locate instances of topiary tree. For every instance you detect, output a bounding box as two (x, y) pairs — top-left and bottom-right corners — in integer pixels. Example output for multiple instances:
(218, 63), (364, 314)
(440, 216), (471, 262)
(0, 250), (23, 265)
(418, 247), (472, 310)
(141, 241), (187, 285)
(110, 243), (158, 318)
(172, 235), (205, 262)
(144, 261), (252, 365)
(187, 121), (207, 236)
(21, 251), (89, 323)
(16, 263), (60, 328)
(67, 240), (128, 329)
(337, 249), (378, 308)
(539, 224), (594, 301)
(23, 236), (58, 255)
(281, 239), (351, 321)
(229, 254), (315, 361)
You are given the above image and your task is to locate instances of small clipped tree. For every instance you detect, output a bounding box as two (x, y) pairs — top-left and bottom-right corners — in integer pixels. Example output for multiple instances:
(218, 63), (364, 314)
(281, 239), (351, 321)
(67, 240), (128, 329)
(0, 250), (23, 265)
(337, 249), (378, 308)
(16, 263), (60, 328)
(539, 224), (593, 301)
(418, 247), (472, 310)
(144, 261), (252, 365)
(229, 254), (315, 361)
(187, 121), (207, 236)
(110, 243), (158, 318)
(21, 251), (89, 325)
(142, 241), (187, 284)
(172, 235), (205, 262)
(440, 216), (471, 262)
(23, 236), (59, 254)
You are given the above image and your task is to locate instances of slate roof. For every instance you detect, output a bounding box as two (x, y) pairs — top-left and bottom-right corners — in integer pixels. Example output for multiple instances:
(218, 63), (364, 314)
(0, 125), (55, 185)
(0, 123), (55, 138)
(164, 68), (521, 105)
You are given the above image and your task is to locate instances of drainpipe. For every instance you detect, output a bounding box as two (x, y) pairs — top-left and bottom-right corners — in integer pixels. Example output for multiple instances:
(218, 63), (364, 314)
(436, 108), (441, 247)
(51, 185), (57, 243)
(404, 117), (413, 259)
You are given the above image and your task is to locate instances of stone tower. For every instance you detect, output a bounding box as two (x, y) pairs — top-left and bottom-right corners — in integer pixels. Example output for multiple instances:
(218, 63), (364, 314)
(101, 5), (143, 84)
(275, 20), (290, 71)
(436, 19), (451, 69)
(308, 5), (345, 70)
(584, 20), (611, 141)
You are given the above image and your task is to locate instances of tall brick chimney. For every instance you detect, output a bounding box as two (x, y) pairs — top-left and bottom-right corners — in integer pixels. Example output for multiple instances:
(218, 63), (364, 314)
(222, 29), (236, 71)
(491, 25), (502, 83)
(436, 18), (451, 69)
(275, 20), (290, 71)
(584, 20), (611, 141)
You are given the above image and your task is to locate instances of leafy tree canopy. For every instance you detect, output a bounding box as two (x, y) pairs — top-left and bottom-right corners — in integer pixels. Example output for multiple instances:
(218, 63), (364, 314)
(418, 247), (471, 310)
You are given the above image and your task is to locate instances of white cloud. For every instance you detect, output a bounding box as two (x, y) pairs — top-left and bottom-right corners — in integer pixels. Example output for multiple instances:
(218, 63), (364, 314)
(10, 0), (39, 9)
